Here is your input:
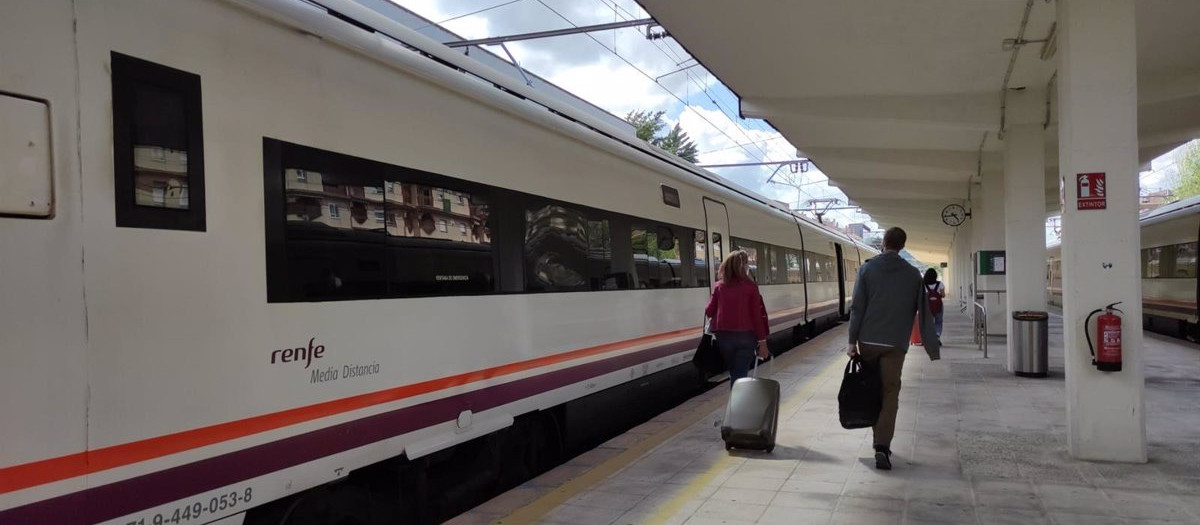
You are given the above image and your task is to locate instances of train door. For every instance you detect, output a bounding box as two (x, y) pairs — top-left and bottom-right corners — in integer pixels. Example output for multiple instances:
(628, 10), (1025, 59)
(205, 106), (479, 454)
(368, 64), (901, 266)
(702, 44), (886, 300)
(834, 243), (847, 317)
(702, 197), (730, 290)
(789, 217), (809, 326)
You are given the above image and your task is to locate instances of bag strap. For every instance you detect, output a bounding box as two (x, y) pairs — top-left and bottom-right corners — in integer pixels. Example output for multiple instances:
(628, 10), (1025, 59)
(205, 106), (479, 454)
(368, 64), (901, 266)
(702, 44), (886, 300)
(845, 356), (863, 375)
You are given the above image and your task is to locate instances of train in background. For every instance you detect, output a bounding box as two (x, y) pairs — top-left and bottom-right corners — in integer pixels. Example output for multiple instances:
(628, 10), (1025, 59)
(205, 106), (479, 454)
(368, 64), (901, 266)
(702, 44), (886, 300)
(1048, 195), (1200, 340)
(0, 1), (876, 524)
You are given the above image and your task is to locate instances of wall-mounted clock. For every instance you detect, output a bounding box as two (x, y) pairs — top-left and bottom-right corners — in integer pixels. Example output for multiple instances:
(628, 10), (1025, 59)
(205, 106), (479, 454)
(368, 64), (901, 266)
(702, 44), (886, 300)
(941, 204), (968, 226)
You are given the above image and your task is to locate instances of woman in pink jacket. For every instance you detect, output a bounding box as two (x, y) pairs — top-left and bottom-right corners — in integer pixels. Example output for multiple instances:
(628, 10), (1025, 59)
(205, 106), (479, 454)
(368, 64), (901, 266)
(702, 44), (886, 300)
(704, 250), (771, 385)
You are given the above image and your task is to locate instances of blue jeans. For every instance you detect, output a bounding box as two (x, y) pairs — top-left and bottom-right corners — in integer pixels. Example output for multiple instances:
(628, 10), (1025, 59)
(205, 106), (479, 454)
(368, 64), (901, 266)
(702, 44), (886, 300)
(715, 330), (757, 387)
(934, 312), (944, 337)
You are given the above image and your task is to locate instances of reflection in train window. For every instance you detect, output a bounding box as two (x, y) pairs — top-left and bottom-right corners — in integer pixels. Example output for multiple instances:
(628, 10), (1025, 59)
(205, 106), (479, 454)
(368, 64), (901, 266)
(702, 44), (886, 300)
(112, 52), (205, 230)
(524, 205), (614, 292)
(786, 250), (803, 284)
(735, 239), (760, 282)
(694, 230), (710, 287)
(711, 232), (723, 268)
(1141, 242), (1198, 279)
(632, 225), (682, 289)
(283, 167), (386, 300)
(1176, 242), (1197, 278)
(382, 180), (494, 296)
(804, 251), (837, 282)
(765, 244), (780, 284)
(1143, 246), (1164, 278)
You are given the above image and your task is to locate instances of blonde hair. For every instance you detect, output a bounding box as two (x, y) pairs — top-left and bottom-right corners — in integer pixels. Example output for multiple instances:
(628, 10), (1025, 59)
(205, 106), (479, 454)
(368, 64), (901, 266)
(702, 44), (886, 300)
(718, 250), (751, 283)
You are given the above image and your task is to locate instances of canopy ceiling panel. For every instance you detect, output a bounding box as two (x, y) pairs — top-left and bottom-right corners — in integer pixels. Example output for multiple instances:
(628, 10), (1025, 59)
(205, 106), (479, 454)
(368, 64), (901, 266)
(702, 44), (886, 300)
(640, 0), (1200, 260)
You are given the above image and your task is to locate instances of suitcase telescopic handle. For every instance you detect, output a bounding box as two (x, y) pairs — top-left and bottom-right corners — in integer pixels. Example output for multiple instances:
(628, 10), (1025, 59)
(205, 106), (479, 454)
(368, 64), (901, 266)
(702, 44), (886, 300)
(751, 353), (772, 378)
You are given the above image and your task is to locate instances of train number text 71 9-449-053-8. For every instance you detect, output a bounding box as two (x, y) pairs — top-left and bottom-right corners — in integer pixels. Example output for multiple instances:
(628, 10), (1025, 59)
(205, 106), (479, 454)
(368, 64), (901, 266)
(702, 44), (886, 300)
(124, 488), (253, 525)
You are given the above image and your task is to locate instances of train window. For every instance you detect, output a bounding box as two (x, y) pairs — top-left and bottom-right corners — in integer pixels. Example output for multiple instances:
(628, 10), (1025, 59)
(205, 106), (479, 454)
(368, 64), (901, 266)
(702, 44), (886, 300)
(694, 230), (710, 287)
(632, 225), (683, 288)
(265, 140), (498, 301)
(280, 162), (387, 301)
(786, 250), (803, 284)
(524, 204), (614, 291)
(382, 176), (494, 296)
(804, 251), (836, 282)
(112, 52), (205, 231)
(1175, 243), (1197, 278)
(1143, 247), (1164, 278)
(733, 238), (760, 282)
(711, 232), (723, 265)
(764, 244), (781, 284)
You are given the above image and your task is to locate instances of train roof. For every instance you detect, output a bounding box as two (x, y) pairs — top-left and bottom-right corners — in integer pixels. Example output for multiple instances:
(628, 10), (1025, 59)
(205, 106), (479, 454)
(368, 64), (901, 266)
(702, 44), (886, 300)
(1047, 194), (1200, 252)
(1141, 194), (1200, 224)
(241, 0), (848, 239)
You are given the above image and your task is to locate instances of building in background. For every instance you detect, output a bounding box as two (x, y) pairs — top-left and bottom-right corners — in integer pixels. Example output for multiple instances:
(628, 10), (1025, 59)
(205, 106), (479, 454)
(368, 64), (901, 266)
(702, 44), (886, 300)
(1140, 189), (1175, 214)
(845, 222), (871, 241)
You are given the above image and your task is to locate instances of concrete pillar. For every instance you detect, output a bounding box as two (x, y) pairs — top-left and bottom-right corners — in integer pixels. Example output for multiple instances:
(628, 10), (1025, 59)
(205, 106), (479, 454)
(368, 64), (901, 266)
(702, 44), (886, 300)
(1057, 0), (1146, 462)
(1003, 92), (1048, 370)
(976, 169), (1007, 335)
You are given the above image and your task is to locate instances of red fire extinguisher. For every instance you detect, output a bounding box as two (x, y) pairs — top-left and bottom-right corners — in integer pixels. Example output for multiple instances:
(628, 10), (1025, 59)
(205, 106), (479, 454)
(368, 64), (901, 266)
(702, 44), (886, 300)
(1084, 302), (1123, 372)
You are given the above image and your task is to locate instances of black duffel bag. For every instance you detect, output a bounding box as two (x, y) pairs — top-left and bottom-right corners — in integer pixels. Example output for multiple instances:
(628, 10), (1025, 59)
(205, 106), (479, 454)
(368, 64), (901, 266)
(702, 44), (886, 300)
(838, 356), (882, 429)
(692, 332), (726, 375)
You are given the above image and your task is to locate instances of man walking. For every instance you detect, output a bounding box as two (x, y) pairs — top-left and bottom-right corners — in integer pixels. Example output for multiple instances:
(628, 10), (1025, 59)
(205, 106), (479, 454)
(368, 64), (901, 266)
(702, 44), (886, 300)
(847, 227), (940, 470)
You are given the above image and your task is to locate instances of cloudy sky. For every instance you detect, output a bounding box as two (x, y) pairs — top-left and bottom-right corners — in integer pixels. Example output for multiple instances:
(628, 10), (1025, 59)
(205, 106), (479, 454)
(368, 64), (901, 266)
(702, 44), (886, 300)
(391, 0), (876, 229)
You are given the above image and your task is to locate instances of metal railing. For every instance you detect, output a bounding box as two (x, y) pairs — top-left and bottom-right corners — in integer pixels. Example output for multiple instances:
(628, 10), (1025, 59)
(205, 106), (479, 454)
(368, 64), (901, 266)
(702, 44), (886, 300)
(973, 301), (989, 358)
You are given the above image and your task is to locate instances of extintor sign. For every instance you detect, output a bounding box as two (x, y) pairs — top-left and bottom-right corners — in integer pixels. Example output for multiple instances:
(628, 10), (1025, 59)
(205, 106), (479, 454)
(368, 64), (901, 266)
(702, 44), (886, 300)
(1077, 172), (1106, 210)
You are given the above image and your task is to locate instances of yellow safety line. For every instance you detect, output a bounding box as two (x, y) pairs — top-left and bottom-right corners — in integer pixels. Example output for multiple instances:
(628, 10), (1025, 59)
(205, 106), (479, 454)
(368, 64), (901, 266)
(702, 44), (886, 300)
(495, 332), (847, 525)
(643, 352), (846, 525)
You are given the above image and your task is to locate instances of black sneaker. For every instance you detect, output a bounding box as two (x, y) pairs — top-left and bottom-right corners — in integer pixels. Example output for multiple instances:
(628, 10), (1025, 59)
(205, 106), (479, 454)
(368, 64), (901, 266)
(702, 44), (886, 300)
(874, 450), (892, 470)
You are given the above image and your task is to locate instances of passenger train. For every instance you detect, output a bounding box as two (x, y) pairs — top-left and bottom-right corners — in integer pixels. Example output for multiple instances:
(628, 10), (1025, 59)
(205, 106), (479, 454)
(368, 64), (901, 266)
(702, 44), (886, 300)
(0, 1), (875, 524)
(1048, 195), (1200, 340)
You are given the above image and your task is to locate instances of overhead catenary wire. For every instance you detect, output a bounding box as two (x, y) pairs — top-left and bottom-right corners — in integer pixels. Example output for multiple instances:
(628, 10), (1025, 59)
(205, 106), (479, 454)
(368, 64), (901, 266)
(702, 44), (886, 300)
(437, 0), (863, 225)
(589, 0), (777, 158)
(582, 4), (858, 223)
(414, 0), (525, 30)
(578, 0), (867, 226)
(532, 0), (770, 164)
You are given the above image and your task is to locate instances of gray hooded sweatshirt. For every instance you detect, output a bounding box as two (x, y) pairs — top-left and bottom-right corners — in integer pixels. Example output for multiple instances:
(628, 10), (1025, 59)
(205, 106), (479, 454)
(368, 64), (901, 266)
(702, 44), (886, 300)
(847, 252), (941, 360)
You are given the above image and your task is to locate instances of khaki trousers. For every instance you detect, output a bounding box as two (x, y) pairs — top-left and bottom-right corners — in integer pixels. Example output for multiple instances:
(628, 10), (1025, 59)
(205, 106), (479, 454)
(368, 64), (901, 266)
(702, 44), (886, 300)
(858, 343), (906, 449)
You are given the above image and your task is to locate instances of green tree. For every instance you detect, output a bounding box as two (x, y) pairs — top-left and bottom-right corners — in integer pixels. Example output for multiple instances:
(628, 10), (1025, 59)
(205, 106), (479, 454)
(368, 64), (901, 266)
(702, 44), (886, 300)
(1174, 141), (1200, 200)
(625, 110), (665, 142)
(656, 123), (700, 163)
(624, 110), (700, 163)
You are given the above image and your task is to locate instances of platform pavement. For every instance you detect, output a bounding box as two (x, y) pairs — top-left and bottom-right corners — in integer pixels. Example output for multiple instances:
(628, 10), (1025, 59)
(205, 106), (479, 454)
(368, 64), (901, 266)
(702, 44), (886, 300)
(448, 310), (1200, 525)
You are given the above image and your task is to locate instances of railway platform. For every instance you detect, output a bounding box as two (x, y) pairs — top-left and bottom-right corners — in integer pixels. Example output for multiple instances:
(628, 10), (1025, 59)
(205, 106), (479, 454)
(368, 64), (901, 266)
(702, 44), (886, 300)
(451, 311), (1200, 525)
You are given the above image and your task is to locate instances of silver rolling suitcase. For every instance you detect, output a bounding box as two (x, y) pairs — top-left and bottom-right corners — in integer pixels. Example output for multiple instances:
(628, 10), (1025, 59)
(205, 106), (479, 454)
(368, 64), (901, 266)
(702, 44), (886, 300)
(720, 358), (780, 452)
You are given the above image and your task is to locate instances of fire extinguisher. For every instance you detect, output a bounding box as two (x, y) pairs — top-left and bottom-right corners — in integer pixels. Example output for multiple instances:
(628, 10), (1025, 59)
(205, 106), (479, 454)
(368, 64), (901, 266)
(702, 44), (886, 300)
(1084, 302), (1123, 372)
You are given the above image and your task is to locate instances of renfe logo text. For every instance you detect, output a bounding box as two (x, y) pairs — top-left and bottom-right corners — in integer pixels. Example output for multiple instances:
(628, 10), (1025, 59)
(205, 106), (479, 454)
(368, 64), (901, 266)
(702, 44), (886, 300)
(271, 337), (325, 369)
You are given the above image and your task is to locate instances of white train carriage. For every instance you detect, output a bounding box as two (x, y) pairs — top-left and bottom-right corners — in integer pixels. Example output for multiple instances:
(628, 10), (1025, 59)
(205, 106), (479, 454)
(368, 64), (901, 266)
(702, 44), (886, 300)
(0, 1), (875, 524)
(1048, 195), (1200, 339)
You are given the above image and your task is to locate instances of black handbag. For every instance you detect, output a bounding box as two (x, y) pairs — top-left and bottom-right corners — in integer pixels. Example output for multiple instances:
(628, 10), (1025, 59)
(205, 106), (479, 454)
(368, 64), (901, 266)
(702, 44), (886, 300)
(692, 328), (726, 376)
(838, 356), (882, 429)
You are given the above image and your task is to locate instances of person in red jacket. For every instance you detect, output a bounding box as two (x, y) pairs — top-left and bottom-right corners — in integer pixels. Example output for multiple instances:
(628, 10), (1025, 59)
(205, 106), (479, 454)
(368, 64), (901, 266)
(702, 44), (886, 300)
(704, 250), (770, 386)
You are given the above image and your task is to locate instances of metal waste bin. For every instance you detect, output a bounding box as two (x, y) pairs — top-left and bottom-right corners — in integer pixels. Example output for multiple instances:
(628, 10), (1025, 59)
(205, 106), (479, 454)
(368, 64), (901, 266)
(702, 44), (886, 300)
(1011, 311), (1048, 377)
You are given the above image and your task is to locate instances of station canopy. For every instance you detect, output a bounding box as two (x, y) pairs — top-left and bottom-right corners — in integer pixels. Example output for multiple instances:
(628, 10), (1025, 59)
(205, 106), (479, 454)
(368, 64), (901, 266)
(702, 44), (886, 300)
(639, 0), (1200, 263)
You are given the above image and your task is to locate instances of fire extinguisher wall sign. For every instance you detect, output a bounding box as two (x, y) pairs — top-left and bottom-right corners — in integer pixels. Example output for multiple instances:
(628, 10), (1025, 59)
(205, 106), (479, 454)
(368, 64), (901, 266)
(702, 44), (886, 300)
(1077, 172), (1107, 210)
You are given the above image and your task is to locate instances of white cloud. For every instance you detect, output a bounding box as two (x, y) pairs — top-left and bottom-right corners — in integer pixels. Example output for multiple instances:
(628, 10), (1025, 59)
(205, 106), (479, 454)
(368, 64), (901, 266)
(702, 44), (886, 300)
(388, 0), (876, 228)
(674, 106), (873, 226)
(539, 58), (675, 117)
